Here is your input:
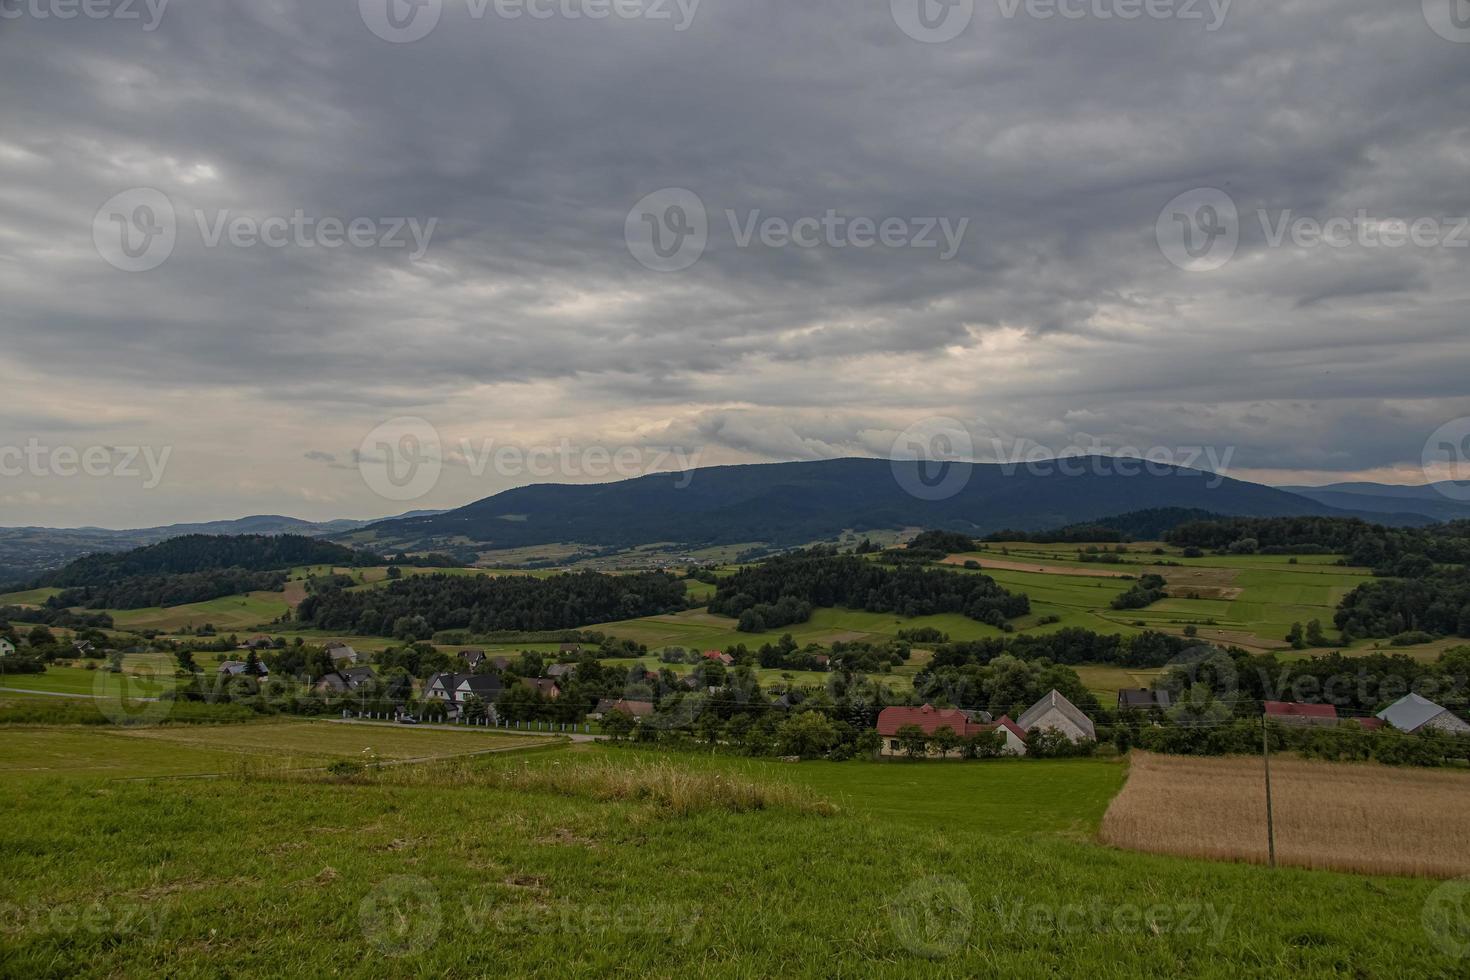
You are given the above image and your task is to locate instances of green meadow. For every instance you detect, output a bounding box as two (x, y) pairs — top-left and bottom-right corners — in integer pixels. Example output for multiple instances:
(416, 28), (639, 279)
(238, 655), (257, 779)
(0, 733), (1460, 977)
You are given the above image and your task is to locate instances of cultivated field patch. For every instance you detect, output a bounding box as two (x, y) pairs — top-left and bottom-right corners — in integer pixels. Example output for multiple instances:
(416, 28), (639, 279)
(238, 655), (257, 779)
(1100, 752), (1470, 878)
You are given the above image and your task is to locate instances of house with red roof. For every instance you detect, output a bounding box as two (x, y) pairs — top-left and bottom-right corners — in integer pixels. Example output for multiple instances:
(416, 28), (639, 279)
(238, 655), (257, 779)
(702, 650), (734, 667)
(1264, 701), (1339, 727)
(876, 704), (1027, 758)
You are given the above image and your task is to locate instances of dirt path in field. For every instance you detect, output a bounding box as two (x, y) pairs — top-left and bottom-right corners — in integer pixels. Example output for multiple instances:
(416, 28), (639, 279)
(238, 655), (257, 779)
(941, 556), (1135, 578)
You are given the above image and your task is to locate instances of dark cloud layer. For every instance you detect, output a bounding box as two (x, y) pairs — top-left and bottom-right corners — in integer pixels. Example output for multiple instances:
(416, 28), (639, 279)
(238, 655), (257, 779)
(0, 0), (1467, 525)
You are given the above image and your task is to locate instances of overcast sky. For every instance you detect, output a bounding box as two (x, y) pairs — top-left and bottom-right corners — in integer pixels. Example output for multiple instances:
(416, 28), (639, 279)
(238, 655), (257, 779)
(1, 0), (1468, 528)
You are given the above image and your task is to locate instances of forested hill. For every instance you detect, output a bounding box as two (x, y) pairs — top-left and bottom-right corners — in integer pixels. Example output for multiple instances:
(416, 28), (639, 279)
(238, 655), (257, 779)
(38, 534), (379, 589)
(357, 457), (1420, 557)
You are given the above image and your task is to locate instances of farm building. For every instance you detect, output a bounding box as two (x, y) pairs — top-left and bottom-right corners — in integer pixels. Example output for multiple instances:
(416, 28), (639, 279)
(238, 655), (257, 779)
(1377, 694), (1470, 735)
(314, 666), (377, 695)
(875, 704), (1027, 758)
(590, 699), (654, 721)
(1017, 690), (1097, 742)
(1117, 688), (1171, 711)
(702, 651), (734, 666)
(1264, 701), (1339, 727)
(325, 642), (359, 665)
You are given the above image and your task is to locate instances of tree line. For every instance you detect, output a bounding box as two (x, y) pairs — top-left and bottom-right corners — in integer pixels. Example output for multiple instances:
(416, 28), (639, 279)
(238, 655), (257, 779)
(708, 550), (1030, 632)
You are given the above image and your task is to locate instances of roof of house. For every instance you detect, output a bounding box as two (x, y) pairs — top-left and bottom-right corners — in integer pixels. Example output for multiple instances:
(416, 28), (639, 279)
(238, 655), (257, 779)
(1118, 688), (1171, 709)
(546, 664), (576, 678)
(218, 661), (269, 676)
(1017, 690), (1097, 739)
(316, 673), (349, 693)
(342, 665), (376, 683)
(459, 649), (486, 664)
(522, 678), (560, 696)
(1265, 701), (1338, 720)
(877, 704), (989, 738)
(457, 675), (504, 698)
(1376, 693), (1451, 732)
(609, 699), (653, 717)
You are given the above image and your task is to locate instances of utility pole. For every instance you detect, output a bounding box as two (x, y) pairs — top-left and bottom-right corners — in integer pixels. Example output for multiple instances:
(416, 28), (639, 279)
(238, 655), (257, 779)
(1262, 715), (1277, 869)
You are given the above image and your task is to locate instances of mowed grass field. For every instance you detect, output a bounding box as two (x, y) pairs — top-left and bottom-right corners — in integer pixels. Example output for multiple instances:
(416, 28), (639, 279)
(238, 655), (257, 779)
(0, 722), (554, 779)
(1101, 752), (1470, 879)
(0, 736), (1463, 976)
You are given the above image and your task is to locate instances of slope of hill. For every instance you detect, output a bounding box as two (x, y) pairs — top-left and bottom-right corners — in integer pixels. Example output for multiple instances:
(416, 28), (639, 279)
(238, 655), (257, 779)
(1280, 482), (1470, 522)
(356, 457), (1425, 559)
(0, 511), (442, 585)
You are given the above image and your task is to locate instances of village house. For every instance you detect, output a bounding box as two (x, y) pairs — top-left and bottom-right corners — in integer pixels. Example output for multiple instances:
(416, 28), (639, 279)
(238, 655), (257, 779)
(458, 649), (487, 670)
(702, 650), (734, 667)
(590, 698), (654, 721)
(522, 678), (561, 699)
(1017, 690), (1097, 742)
(546, 663), (577, 680)
(1377, 693), (1470, 735)
(325, 642), (359, 665)
(1264, 701), (1340, 727)
(559, 643), (583, 655)
(1117, 688), (1171, 712)
(875, 704), (1028, 758)
(0, 638), (14, 657)
(71, 639), (96, 657)
(314, 665), (377, 696)
(218, 661), (270, 678)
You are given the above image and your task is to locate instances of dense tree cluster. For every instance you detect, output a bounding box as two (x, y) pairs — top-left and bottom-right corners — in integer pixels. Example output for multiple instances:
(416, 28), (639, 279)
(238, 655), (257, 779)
(985, 508), (1223, 543)
(1166, 517), (1470, 568)
(39, 534), (378, 588)
(709, 551), (1029, 630)
(295, 570), (688, 638)
(1111, 574), (1168, 610)
(907, 530), (977, 554)
(929, 628), (1200, 671)
(1335, 569), (1470, 640)
(49, 569), (288, 610)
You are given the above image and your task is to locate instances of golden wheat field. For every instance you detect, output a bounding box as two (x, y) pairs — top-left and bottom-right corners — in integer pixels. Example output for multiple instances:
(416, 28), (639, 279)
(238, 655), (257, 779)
(1099, 752), (1470, 878)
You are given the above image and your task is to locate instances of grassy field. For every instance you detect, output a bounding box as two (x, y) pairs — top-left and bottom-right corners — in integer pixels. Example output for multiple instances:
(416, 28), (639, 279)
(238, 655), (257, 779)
(0, 722), (554, 779)
(0, 665), (177, 700)
(1101, 752), (1470, 879)
(0, 737), (1463, 975)
(105, 591), (293, 632)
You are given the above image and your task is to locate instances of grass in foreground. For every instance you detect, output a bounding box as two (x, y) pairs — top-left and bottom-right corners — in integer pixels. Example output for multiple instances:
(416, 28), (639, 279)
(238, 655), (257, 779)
(1100, 751), (1470, 878)
(0, 739), (1465, 976)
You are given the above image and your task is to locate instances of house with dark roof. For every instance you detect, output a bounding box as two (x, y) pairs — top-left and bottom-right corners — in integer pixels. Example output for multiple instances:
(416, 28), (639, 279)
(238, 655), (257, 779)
(1377, 693), (1470, 735)
(1117, 688), (1172, 711)
(875, 704), (1027, 758)
(1017, 690), (1097, 742)
(559, 643), (583, 655)
(218, 660), (269, 678)
(522, 678), (561, 699)
(325, 642), (359, 665)
(315, 665), (377, 695)
(459, 649), (487, 670)
(590, 699), (654, 720)
(546, 663), (576, 680)
(455, 674), (504, 703)
(1264, 701), (1339, 727)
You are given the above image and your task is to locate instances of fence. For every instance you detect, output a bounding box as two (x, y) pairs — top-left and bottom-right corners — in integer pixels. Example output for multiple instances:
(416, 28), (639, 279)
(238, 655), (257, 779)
(345, 708), (594, 735)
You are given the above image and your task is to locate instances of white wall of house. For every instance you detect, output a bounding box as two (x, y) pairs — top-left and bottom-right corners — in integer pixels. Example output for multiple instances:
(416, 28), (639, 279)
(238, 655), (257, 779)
(1422, 710), (1470, 735)
(878, 728), (1026, 759)
(1021, 707), (1089, 743)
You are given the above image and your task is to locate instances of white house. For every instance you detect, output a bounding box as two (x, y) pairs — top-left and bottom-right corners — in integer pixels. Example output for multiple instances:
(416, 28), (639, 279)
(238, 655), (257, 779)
(1016, 690), (1097, 743)
(325, 642), (359, 665)
(0, 638), (14, 658)
(1377, 693), (1470, 735)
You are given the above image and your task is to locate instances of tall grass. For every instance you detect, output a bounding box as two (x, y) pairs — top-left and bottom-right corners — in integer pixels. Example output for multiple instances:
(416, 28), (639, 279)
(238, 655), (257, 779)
(284, 755), (838, 817)
(1100, 751), (1470, 878)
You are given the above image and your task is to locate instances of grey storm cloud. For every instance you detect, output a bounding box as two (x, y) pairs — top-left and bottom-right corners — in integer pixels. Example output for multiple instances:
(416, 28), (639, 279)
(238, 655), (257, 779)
(0, 0), (1467, 525)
